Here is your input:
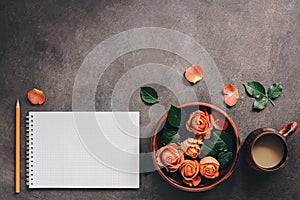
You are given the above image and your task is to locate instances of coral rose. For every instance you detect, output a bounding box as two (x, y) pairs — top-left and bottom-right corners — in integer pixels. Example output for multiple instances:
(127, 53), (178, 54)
(199, 156), (220, 179)
(156, 143), (184, 173)
(186, 110), (213, 139)
(180, 160), (201, 187)
(180, 138), (203, 158)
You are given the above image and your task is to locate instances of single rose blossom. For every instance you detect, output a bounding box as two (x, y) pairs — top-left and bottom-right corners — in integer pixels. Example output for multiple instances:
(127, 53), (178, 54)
(180, 160), (201, 187)
(199, 156), (220, 179)
(156, 143), (184, 173)
(180, 138), (203, 158)
(186, 110), (213, 139)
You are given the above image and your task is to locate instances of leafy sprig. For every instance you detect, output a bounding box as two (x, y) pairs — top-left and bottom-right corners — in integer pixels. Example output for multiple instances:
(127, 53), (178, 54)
(244, 81), (282, 110)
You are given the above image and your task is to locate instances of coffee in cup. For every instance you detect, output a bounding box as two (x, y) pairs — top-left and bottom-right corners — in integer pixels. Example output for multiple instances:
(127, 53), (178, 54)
(244, 122), (298, 172)
(251, 134), (285, 168)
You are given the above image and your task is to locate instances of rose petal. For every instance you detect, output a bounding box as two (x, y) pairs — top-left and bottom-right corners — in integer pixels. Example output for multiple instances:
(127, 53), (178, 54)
(223, 84), (239, 106)
(184, 64), (204, 84)
(192, 175), (201, 186)
(203, 129), (212, 139)
(161, 151), (174, 165)
(210, 111), (229, 131)
(168, 143), (178, 149)
(199, 156), (220, 166)
(27, 88), (46, 105)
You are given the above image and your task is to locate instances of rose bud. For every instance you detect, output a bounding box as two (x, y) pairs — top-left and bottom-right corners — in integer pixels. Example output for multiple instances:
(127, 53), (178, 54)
(199, 156), (220, 179)
(156, 143), (184, 173)
(180, 160), (201, 187)
(186, 110), (213, 139)
(180, 138), (203, 158)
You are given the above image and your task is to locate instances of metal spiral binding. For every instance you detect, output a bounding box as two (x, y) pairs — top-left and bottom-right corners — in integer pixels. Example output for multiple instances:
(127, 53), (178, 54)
(26, 114), (34, 186)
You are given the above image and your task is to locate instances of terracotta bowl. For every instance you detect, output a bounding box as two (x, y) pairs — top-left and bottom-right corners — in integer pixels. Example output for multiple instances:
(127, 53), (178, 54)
(151, 102), (240, 192)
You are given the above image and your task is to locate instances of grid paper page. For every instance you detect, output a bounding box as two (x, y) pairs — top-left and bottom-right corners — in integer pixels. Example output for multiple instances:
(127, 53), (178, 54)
(28, 112), (139, 188)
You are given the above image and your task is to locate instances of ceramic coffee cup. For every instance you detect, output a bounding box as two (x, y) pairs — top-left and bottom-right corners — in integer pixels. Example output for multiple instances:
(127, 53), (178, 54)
(244, 122), (298, 172)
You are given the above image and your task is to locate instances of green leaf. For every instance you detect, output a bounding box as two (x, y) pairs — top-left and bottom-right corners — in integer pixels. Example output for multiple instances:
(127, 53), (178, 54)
(159, 105), (184, 145)
(161, 132), (180, 145)
(212, 130), (233, 152)
(159, 126), (177, 145)
(160, 133), (174, 145)
(218, 151), (233, 169)
(159, 125), (180, 145)
(201, 139), (218, 156)
(253, 97), (268, 110)
(244, 81), (266, 99)
(171, 133), (181, 143)
(159, 126), (178, 137)
(267, 82), (282, 99)
(140, 86), (159, 104)
(167, 105), (182, 128)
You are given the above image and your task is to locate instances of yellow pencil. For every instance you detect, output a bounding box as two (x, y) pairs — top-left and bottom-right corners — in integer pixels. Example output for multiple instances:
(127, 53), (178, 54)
(15, 99), (20, 193)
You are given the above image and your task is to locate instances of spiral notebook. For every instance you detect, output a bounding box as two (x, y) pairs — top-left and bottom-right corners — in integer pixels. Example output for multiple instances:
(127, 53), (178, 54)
(26, 112), (140, 188)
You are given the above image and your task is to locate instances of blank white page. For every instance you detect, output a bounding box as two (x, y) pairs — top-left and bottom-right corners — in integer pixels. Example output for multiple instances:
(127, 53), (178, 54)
(27, 112), (139, 188)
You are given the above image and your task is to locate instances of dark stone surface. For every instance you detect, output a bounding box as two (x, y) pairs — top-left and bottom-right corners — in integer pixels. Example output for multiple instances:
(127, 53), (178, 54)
(0, 0), (299, 199)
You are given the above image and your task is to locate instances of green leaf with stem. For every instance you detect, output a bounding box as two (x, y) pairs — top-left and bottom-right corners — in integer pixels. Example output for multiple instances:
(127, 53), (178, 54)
(218, 151), (233, 169)
(244, 81), (266, 99)
(159, 105), (185, 145)
(167, 105), (182, 129)
(267, 82), (282, 100)
(244, 81), (283, 110)
(253, 97), (268, 110)
(201, 139), (218, 156)
(212, 130), (233, 152)
(140, 86), (159, 104)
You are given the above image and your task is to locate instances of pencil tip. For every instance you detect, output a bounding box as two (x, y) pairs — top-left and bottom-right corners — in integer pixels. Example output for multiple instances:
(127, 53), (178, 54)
(16, 99), (20, 107)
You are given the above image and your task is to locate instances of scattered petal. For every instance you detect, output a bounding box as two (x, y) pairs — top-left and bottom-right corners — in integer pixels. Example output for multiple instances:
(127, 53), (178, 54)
(27, 88), (46, 105)
(184, 64), (204, 84)
(210, 111), (229, 131)
(223, 84), (239, 106)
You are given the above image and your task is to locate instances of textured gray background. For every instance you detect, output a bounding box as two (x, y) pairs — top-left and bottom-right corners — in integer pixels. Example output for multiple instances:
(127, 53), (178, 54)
(1, 0), (300, 199)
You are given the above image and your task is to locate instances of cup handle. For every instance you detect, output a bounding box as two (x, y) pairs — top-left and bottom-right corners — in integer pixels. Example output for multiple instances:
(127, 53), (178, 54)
(278, 122), (298, 138)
